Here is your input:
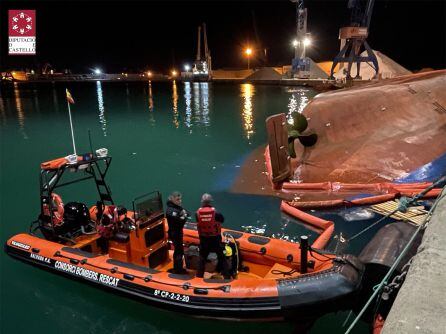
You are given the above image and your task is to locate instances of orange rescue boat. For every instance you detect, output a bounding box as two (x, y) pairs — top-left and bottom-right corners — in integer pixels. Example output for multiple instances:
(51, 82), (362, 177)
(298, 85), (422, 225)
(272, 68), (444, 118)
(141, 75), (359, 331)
(5, 153), (364, 321)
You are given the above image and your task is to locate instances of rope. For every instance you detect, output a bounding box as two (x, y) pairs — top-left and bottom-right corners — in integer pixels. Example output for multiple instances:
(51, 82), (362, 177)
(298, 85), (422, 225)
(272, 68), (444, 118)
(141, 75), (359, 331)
(270, 268), (299, 276)
(347, 176), (446, 242)
(344, 181), (446, 334)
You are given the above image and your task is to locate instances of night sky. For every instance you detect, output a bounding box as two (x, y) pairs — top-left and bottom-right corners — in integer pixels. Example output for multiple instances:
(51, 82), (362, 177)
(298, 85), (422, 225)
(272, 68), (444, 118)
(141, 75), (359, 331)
(1, 0), (445, 73)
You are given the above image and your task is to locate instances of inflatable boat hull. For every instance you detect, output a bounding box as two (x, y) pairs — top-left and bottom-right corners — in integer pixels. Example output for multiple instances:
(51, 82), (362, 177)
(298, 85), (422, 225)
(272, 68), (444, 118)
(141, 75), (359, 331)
(5, 233), (363, 321)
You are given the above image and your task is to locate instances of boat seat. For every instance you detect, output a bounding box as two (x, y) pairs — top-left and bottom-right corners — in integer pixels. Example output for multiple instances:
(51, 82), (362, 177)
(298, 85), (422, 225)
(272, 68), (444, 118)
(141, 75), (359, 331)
(73, 233), (101, 249)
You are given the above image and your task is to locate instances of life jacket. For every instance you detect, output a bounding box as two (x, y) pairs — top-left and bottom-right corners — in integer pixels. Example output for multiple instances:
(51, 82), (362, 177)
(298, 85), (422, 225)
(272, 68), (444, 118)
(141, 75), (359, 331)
(42, 193), (64, 227)
(104, 205), (119, 224)
(97, 205), (118, 238)
(196, 206), (221, 237)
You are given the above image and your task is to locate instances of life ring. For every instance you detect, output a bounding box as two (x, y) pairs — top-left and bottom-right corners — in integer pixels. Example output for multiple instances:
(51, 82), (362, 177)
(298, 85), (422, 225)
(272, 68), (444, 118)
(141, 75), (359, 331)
(43, 193), (64, 226)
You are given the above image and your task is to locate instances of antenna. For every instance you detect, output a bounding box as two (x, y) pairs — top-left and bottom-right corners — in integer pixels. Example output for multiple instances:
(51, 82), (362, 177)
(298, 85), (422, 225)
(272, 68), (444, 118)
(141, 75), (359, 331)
(88, 129), (95, 156)
(203, 23), (209, 59)
(196, 25), (202, 61)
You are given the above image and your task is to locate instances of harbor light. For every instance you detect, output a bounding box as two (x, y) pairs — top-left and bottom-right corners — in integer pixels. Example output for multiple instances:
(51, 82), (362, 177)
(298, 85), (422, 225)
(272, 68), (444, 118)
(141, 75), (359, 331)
(303, 37), (311, 47)
(147, 71), (152, 77)
(292, 39), (298, 47)
(171, 70), (177, 77)
(184, 64), (190, 71)
(244, 48), (253, 70)
(94, 68), (102, 74)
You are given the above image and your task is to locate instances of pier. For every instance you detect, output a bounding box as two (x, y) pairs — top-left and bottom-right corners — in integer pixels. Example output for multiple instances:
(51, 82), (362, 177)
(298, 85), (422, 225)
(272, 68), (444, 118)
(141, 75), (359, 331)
(382, 189), (446, 333)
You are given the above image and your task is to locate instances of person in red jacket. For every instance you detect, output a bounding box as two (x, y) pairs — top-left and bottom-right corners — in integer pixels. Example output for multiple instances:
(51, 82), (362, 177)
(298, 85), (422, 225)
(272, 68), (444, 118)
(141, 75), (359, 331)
(195, 193), (230, 279)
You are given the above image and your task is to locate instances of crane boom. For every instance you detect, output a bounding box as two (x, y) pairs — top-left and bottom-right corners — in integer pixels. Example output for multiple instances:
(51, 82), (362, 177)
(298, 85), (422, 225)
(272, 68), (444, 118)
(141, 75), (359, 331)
(196, 25), (201, 61)
(192, 23), (212, 81)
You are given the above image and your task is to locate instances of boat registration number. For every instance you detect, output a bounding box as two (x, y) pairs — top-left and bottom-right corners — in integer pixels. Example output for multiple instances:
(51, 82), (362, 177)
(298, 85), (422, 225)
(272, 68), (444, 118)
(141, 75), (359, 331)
(153, 289), (190, 303)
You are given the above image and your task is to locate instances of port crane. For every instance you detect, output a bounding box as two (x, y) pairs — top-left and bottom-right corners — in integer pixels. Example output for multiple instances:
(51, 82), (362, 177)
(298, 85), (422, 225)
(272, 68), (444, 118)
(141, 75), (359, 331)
(290, 0), (311, 78)
(329, 0), (379, 79)
(192, 23), (212, 80)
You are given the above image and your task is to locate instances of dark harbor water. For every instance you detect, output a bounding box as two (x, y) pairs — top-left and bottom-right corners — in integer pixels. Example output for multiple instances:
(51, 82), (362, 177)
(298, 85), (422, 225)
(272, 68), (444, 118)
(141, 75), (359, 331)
(1, 81), (370, 333)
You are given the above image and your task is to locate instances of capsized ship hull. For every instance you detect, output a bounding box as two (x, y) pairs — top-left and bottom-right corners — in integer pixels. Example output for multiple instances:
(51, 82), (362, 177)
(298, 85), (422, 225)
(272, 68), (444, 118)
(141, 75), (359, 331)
(232, 70), (446, 198)
(291, 70), (446, 184)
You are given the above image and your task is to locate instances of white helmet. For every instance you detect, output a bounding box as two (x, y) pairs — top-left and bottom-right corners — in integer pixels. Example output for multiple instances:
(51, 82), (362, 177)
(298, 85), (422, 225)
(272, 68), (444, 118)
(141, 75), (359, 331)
(201, 193), (213, 206)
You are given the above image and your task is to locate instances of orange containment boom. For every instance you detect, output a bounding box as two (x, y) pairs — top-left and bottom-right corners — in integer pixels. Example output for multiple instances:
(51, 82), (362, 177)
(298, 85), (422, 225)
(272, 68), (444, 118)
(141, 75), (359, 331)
(281, 181), (441, 209)
(264, 145), (442, 209)
(280, 201), (334, 249)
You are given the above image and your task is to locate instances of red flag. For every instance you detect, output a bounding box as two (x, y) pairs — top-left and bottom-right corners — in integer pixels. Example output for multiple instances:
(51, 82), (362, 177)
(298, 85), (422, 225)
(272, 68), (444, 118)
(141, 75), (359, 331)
(66, 89), (75, 104)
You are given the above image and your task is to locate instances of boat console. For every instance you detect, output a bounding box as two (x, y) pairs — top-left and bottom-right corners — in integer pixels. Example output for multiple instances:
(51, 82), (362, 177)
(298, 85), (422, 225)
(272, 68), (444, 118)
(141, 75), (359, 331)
(107, 192), (169, 267)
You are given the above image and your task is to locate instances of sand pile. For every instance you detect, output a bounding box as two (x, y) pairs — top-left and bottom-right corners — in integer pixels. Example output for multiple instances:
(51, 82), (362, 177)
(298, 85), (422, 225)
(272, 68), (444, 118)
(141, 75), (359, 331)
(334, 50), (411, 80)
(245, 67), (283, 81)
(317, 61), (339, 75)
(307, 59), (329, 79)
(212, 69), (254, 79)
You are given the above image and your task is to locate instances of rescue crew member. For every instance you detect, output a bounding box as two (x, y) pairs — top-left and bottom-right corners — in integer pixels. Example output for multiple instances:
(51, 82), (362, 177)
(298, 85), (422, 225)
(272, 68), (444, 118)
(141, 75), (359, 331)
(195, 193), (230, 279)
(166, 191), (189, 274)
(97, 202), (117, 253)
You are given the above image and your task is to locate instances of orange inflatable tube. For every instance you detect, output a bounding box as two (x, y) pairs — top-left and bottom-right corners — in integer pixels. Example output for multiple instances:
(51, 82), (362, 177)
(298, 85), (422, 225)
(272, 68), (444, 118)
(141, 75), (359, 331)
(280, 201), (334, 249)
(312, 224), (335, 250)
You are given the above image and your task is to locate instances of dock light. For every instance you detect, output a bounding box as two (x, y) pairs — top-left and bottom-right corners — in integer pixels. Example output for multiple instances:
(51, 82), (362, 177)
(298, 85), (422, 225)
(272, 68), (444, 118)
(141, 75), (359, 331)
(303, 37), (311, 47)
(244, 48), (253, 70)
(147, 71), (152, 77)
(94, 68), (102, 75)
(292, 39), (298, 47)
(184, 64), (190, 72)
(171, 70), (177, 77)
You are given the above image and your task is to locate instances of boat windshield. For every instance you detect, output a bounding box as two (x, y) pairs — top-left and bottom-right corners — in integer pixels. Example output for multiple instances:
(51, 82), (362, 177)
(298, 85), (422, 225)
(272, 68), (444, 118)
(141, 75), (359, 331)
(133, 191), (163, 221)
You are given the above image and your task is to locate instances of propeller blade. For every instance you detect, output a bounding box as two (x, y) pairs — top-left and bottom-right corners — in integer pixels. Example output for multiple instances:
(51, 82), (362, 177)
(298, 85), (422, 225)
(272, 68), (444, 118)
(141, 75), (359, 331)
(298, 133), (318, 147)
(288, 130), (301, 143)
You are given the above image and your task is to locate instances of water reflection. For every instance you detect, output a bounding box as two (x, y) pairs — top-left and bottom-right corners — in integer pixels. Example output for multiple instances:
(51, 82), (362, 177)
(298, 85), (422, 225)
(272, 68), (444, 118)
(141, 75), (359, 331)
(147, 81), (155, 126)
(148, 81), (154, 112)
(198, 82), (210, 127)
(14, 82), (28, 139)
(183, 82), (192, 128)
(52, 85), (59, 113)
(32, 89), (40, 113)
(0, 94), (5, 125)
(193, 83), (200, 125)
(125, 84), (130, 110)
(186, 82), (211, 128)
(96, 81), (107, 136)
(287, 88), (309, 120)
(241, 83), (255, 139)
(172, 80), (179, 128)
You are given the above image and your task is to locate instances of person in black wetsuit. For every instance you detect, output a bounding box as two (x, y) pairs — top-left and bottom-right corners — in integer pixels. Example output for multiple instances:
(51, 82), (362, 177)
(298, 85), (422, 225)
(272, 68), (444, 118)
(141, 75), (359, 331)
(165, 191), (189, 274)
